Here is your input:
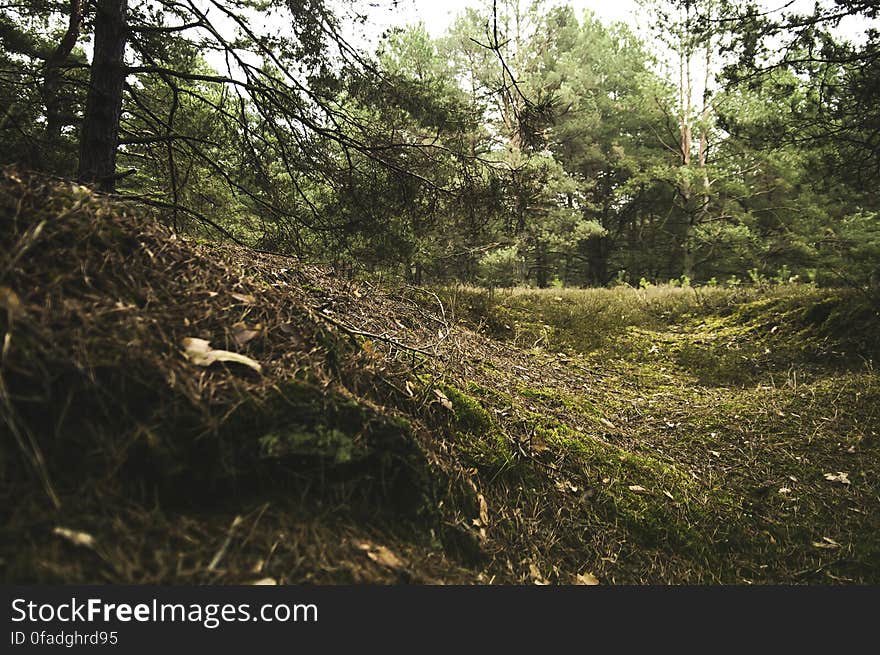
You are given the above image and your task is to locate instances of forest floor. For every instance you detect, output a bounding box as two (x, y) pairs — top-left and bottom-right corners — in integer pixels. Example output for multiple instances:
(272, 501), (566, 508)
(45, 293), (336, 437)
(441, 285), (880, 583)
(2, 172), (879, 584)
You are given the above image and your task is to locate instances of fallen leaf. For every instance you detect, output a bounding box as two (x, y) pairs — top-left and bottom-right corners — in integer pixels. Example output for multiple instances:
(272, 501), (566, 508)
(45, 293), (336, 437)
(53, 527), (96, 550)
(628, 485), (648, 493)
(812, 537), (840, 549)
(0, 286), (23, 317)
(232, 322), (261, 346)
(709, 450), (721, 457)
(478, 493), (489, 528)
(529, 563), (549, 585)
(824, 472), (851, 485)
(575, 572), (600, 585)
(230, 293), (256, 304)
(555, 480), (580, 493)
(433, 388), (453, 411)
(599, 417), (616, 430)
(182, 337), (262, 373)
(354, 541), (404, 570)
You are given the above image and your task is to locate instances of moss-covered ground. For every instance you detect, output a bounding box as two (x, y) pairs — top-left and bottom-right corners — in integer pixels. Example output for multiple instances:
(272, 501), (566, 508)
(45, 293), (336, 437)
(438, 285), (880, 583)
(2, 173), (878, 584)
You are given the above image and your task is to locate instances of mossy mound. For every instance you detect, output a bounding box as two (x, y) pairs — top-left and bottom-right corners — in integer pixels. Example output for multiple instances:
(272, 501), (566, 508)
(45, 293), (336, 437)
(0, 170), (431, 509)
(669, 293), (880, 385)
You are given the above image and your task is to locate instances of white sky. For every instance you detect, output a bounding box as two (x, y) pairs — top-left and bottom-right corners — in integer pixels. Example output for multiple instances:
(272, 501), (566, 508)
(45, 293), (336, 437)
(390, 0), (640, 36)
(197, 0), (876, 90)
(334, 0), (876, 105)
(342, 0), (873, 50)
(343, 0), (642, 44)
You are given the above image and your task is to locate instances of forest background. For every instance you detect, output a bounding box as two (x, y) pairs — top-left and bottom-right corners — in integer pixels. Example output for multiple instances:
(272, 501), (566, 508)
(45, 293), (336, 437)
(2, 0), (878, 291)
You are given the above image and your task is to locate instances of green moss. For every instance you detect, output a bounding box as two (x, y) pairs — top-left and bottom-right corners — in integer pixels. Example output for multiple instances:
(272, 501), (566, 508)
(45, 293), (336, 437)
(518, 385), (600, 417)
(217, 378), (413, 470)
(258, 425), (359, 463)
(441, 384), (493, 435)
(536, 421), (686, 486)
(530, 419), (740, 554)
(437, 383), (514, 470)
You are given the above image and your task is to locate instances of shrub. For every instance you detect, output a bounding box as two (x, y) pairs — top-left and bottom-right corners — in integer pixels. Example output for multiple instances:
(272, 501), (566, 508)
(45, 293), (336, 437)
(478, 246), (524, 288)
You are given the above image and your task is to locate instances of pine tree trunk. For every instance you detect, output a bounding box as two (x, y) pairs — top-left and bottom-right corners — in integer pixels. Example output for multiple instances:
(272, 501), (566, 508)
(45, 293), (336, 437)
(534, 243), (549, 288)
(78, 0), (127, 191)
(678, 21), (694, 280)
(691, 37), (714, 282)
(682, 218), (696, 281)
(584, 236), (608, 286)
(42, 0), (82, 139)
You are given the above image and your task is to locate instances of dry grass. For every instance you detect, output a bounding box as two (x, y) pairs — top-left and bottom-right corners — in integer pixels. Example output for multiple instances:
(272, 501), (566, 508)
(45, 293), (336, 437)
(2, 170), (878, 584)
(0, 170), (478, 583)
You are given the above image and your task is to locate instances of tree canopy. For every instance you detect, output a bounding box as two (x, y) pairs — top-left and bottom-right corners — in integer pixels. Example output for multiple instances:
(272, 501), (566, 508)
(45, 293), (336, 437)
(1, 0), (877, 288)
